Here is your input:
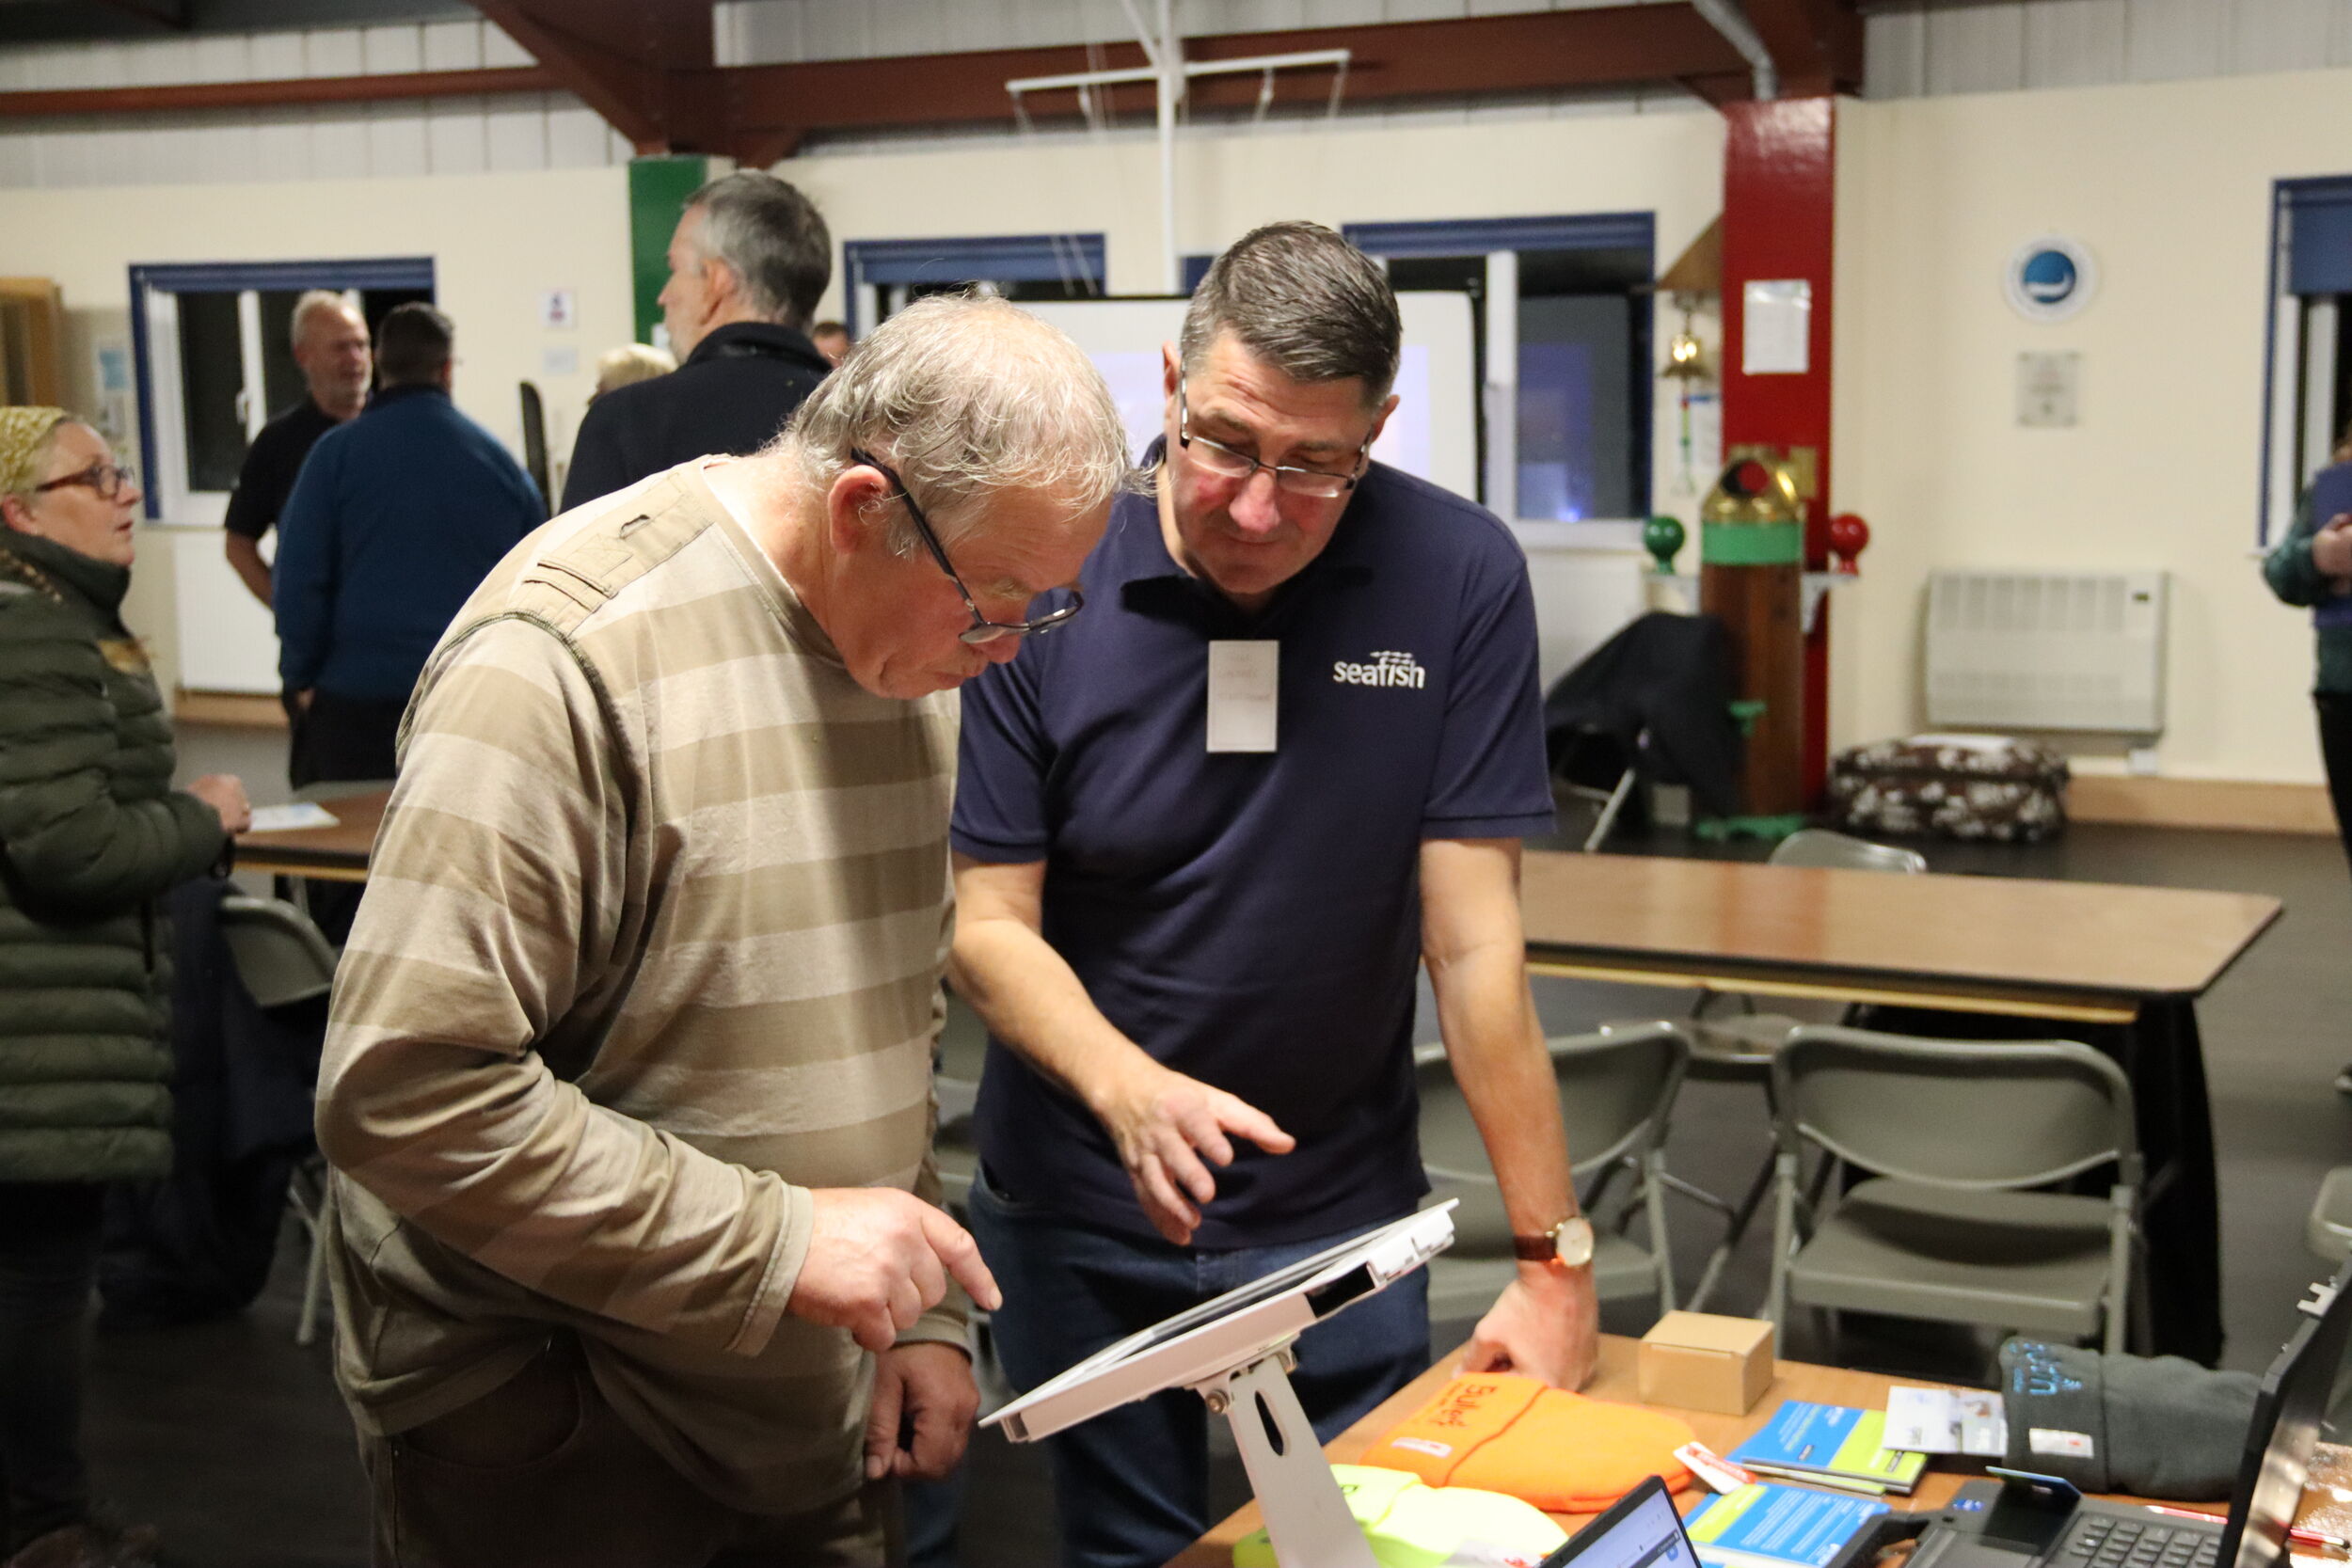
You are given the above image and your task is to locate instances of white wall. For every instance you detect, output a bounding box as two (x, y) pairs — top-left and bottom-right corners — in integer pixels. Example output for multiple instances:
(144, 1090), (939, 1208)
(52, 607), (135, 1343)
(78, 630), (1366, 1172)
(0, 165), (631, 695)
(1832, 69), (2352, 785)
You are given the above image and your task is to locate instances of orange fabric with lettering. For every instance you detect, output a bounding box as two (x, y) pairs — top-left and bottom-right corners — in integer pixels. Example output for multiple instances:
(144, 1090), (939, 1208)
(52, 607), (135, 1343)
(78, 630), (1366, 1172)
(1358, 1373), (1696, 1513)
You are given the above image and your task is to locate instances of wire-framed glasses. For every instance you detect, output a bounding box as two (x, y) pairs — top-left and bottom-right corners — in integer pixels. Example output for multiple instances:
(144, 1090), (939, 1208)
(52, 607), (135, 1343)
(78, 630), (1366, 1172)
(1176, 385), (1366, 499)
(850, 447), (1083, 646)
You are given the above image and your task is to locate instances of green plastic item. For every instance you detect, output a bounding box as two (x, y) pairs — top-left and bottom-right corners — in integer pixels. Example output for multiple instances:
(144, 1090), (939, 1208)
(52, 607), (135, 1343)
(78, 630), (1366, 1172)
(1698, 518), (1804, 567)
(1727, 699), (1768, 737)
(1643, 515), (1686, 576)
(1692, 813), (1809, 843)
(1231, 1465), (1566, 1568)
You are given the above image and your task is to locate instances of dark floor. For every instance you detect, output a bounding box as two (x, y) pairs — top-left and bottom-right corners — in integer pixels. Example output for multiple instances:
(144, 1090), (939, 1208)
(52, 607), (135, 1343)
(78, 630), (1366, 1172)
(81, 757), (2352, 1564)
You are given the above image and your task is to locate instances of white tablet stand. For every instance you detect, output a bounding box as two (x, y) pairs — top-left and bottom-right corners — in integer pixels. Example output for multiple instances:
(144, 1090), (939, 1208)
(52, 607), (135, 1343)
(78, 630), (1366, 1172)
(984, 1204), (1456, 1568)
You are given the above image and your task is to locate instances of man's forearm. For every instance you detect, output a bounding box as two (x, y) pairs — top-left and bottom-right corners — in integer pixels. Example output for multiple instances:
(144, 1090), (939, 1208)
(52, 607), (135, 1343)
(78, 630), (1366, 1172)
(1430, 941), (1577, 1231)
(947, 919), (1155, 1117)
(225, 533), (273, 607)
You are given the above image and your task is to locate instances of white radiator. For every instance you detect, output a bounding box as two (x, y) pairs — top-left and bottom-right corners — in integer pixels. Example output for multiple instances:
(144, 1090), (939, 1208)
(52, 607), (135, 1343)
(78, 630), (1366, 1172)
(1924, 570), (2169, 735)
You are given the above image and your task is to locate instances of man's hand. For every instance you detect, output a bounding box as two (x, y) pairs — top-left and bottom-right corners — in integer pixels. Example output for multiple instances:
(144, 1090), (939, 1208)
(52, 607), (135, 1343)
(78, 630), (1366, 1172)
(2314, 515), (2352, 581)
(787, 1190), (1002, 1354)
(866, 1341), (980, 1481)
(1459, 1264), (1599, 1389)
(186, 773), (252, 834)
(1089, 1057), (1295, 1245)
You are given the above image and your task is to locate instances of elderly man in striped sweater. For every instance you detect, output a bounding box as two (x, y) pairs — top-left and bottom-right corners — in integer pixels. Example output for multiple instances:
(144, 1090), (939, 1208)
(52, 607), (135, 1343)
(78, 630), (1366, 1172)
(314, 293), (1132, 1568)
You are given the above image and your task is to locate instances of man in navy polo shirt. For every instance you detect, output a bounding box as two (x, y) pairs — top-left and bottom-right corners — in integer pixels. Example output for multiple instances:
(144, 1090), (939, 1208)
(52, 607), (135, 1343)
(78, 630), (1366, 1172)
(951, 223), (1598, 1568)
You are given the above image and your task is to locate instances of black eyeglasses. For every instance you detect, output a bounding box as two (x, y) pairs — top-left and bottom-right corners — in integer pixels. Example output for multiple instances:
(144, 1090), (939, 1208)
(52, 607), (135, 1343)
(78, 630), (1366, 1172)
(849, 447), (1083, 646)
(1177, 386), (1367, 499)
(35, 460), (137, 502)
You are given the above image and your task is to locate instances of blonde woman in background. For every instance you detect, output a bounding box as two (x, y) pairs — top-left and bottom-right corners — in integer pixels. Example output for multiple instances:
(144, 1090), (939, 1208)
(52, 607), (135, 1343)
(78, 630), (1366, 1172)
(590, 343), (676, 403)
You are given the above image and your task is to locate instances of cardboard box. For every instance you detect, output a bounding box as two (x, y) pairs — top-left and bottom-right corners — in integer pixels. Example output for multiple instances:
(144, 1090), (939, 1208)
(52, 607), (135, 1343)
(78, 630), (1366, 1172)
(1638, 1311), (1776, 1415)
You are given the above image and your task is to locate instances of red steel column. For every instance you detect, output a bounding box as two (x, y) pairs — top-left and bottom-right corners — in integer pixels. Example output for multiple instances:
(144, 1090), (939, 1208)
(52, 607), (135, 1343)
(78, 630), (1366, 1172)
(1719, 96), (1837, 800)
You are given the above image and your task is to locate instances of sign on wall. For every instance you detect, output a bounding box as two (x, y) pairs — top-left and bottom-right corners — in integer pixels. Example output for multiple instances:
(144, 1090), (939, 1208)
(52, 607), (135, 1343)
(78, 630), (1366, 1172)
(2005, 237), (2098, 323)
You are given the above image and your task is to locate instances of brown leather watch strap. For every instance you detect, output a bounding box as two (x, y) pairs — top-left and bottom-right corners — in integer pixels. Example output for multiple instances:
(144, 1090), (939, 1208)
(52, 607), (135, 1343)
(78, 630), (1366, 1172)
(1510, 1233), (1558, 1263)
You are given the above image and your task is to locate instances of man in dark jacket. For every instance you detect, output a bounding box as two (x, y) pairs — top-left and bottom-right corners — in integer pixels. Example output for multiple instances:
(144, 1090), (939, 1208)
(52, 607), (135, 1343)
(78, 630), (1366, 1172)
(273, 303), (542, 790)
(559, 170), (834, 512)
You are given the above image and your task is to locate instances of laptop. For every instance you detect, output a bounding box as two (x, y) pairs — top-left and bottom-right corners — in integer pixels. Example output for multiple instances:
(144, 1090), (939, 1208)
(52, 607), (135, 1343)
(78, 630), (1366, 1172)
(1899, 1259), (2352, 1568)
(1540, 1473), (1701, 1568)
(1544, 1260), (2352, 1568)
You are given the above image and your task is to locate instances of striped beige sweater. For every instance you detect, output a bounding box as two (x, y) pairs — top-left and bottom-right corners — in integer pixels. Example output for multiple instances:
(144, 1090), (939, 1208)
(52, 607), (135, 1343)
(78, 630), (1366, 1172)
(315, 461), (963, 1514)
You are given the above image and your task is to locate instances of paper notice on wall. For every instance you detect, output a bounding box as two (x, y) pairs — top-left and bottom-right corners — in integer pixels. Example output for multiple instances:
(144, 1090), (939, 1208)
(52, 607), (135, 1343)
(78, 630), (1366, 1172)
(1742, 279), (1812, 375)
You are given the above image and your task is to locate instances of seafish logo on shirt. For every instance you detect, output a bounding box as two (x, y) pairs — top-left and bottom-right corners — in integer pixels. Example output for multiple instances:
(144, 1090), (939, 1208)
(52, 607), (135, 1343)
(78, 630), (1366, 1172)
(1333, 649), (1425, 689)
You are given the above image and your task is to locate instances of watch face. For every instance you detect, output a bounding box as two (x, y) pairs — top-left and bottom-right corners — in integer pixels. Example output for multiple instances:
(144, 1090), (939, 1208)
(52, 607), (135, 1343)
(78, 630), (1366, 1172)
(1555, 1217), (1596, 1267)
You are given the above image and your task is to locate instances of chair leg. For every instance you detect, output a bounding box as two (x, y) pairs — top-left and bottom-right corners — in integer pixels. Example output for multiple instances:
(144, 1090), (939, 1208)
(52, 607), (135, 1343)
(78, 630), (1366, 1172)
(1687, 1148), (1778, 1312)
(297, 1175), (335, 1349)
(1643, 1149), (1677, 1313)
(1766, 1150), (1799, 1328)
(2105, 1190), (2136, 1356)
(1582, 768), (1636, 852)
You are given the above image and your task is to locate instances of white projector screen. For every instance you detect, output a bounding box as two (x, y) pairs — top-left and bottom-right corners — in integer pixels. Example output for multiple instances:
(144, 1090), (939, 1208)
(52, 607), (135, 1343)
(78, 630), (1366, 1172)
(1016, 293), (1478, 502)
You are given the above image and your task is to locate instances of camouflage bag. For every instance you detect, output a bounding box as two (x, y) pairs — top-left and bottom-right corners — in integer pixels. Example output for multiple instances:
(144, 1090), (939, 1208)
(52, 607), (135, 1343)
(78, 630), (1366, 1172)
(1828, 734), (2069, 843)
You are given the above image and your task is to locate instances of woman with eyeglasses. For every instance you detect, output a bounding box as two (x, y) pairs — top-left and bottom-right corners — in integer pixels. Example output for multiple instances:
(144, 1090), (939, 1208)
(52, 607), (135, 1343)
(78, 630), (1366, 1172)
(0, 406), (249, 1568)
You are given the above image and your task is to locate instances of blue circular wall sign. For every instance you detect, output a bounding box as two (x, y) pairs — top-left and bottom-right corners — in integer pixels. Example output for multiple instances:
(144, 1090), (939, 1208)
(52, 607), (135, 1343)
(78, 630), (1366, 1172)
(2006, 236), (2097, 322)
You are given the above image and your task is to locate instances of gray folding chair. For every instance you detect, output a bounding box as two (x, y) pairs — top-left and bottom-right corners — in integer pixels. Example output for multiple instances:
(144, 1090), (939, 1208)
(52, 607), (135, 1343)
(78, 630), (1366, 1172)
(1766, 1025), (2141, 1355)
(216, 895), (341, 1347)
(932, 991), (988, 1218)
(1417, 1022), (1691, 1323)
(1667, 829), (1928, 1309)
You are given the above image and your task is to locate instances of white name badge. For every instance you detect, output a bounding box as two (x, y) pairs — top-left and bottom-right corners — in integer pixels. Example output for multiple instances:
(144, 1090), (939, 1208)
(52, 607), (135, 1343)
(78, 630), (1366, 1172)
(1206, 640), (1279, 752)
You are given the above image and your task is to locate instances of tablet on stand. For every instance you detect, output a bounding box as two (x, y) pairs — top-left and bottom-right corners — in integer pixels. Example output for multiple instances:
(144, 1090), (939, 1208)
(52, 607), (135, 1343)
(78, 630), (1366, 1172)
(984, 1202), (1458, 1568)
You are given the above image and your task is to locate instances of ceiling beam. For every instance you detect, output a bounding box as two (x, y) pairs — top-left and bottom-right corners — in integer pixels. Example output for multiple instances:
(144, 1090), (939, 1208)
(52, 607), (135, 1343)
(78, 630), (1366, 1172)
(0, 64), (560, 119)
(1739, 0), (1864, 96)
(465, 0), (712, 152)
(0, 5), (1768, 155)
(720, 6), (1752, 142)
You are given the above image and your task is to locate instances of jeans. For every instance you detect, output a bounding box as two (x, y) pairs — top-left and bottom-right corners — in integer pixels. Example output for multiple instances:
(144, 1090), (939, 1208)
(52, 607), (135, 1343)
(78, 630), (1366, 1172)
(2320, 691), (2352, 869)
(0, 1182), (105, 1554)
(966, 1166), (1429, 1568)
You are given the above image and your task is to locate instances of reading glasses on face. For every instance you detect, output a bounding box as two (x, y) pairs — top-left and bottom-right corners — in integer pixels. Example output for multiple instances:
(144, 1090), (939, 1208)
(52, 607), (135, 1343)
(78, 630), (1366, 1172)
(36, 461), (138, 502)
(1176, 385), (1368, 500)
(849, 447), (1083, 646)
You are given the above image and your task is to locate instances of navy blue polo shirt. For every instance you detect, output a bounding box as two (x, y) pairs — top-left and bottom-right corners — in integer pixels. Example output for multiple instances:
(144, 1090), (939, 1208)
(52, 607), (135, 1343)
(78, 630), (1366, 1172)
(953, 443), (1556, 1248)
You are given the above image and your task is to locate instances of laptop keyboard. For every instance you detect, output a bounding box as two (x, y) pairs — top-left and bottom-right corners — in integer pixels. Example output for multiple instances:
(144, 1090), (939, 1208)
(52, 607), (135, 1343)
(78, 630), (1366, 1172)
(2061, 1517), (2221, 1568)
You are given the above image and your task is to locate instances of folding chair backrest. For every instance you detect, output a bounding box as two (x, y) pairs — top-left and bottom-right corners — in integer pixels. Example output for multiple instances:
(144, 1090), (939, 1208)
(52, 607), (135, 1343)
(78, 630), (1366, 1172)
(1768, 829), (1928, 875)
(217, 895), (340, 1010)
(1772, 1026), (2137, 1191)
(1415, 1022), (1690, 1182)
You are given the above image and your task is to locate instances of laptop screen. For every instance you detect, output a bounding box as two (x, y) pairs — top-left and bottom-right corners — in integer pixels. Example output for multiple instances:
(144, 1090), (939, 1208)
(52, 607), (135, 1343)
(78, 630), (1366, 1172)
(1542, 1475), (1697, 1568)
(2222, 1259), (2352, 1568)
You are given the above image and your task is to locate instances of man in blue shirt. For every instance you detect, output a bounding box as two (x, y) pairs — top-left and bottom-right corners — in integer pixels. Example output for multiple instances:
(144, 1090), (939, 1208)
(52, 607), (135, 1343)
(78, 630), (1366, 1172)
(951, 223), (1598, 1568)
(274, 303), (544, 790)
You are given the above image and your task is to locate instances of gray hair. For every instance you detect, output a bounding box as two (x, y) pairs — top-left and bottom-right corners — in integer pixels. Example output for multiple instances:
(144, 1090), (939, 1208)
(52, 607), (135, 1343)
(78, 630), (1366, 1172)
(289, 290), (359, 352)
(687, 171), (832, 331)
(775, 293), (1136, 554)
(1179, 221), (1400, 406)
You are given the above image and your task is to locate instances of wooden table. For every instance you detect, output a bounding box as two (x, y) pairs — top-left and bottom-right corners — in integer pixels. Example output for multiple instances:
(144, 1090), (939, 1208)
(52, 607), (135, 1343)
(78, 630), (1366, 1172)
(232, 788), (388, 884)
(1519, 852), (2280, 1027)
(1516, 852), (2281, 1365)
(1172, 1334), (2087, 1567)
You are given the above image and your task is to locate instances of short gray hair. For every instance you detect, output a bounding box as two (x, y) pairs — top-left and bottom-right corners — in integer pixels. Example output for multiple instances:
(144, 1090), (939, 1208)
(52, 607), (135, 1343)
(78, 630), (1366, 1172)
(776, 293), (1136, 553)
(1180, 222), (1400, 406)
(289, 290), (359, 352)
(687, 171), (832, 331)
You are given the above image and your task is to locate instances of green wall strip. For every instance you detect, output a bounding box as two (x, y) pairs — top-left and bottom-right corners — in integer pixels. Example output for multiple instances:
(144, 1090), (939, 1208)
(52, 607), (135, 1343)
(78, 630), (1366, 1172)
(1699, 519), (1804, 566)
(628, 155), (710, 345)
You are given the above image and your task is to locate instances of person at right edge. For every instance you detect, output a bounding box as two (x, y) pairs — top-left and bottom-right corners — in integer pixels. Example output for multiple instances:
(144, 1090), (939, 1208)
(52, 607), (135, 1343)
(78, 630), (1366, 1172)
(2264, 431), (2352, 1093)
(559, 170), (833, 512)
(949, 221), (1600, 1568)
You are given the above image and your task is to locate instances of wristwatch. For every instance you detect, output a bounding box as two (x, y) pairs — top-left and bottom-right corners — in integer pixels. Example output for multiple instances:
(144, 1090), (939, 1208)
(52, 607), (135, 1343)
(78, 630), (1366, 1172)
(1511, 1215), (1596, 1269)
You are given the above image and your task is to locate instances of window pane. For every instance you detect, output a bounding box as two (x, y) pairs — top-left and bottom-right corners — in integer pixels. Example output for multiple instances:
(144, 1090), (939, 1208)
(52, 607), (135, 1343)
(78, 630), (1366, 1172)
(1518, 293), (1635, 522)
(176, 292), (246, 494)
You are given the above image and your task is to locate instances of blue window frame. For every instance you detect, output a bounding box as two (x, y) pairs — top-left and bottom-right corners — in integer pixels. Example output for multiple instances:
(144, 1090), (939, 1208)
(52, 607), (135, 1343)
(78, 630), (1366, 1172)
(843, 235), (1105, 334)
(1344, 214), (1655, 523)
(128, 257), (435, 522)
